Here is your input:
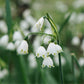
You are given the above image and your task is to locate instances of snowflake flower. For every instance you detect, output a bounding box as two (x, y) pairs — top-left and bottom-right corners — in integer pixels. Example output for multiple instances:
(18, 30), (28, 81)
(17, 40), (28, 55)
(36, 46), (47, 58)
(42, 57), (54, 68)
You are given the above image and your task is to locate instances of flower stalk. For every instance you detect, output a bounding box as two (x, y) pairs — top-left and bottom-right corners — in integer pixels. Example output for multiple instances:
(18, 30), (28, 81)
(25, 32), (56, 40)
(71, 53), (76, 84)
(45, 13), (64, 84)
(59, 53), (64, 84)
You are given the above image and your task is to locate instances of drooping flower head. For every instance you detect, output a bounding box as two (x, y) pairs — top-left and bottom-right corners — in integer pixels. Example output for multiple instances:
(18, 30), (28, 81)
(31, 17), (44, 32)
(47, 43), (63, 56)
(42, 57), (54, 68)
(17, 40), (28, 55)
(6, 42), (15, 51)
(36, 46), (47, 58)
(13, 31), (23, 41)
(0, 35), (9, 47)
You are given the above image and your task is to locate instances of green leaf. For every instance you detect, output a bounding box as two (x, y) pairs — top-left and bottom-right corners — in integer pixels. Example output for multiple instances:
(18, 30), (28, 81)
(5, 0), (13, 41)
(13, 54), (30, 84)
(45, 13), (59, 43)
(59, 13), (72, 33)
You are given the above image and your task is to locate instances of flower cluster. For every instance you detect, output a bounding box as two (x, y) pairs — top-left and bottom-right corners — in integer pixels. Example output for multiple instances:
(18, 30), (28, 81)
(36, 43), (63, 68)
(0, 34), (28, 55)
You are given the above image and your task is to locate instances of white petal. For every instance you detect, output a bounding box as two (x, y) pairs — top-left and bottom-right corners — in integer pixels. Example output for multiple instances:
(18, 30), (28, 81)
(28, 53), (37, 68)
(36, 46), (47, 58)
(15, 40), (21, 48)
(42, 57), (54, 68)
(0, 35), (9, 47)
(17, 40), (28, 55)
(47, 43), (58, 55)
(55, 44), (63, 53)
(6, 42), (15, 51)
(31, 17), (44, 32)
(78, 57), (84, 66)
(13, 31), (23, 41)
(0, 20), (8, 33)
(71, 36), (80, 46)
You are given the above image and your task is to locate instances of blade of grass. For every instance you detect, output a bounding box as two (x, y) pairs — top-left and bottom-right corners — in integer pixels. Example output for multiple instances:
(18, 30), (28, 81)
(44, 13), (59, 43)
(13, 53), (30, 84)
(5, 0), (13, 41)
(59, 13), (72, 33)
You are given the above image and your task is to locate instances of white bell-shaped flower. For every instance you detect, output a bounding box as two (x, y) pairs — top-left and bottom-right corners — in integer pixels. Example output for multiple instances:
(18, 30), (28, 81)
(15, 40), (21, 48)
(33, 36), (41, 52)
(44, 28), (52, 34)
(0, 20), (8, 34)
(17, 40), (28, 55)
(78, 57), (84, 66)
(20, 20), (29, 30)
(47, 43), (63, 55)
(23, 9), (31, 18)
(43, 36), (51, 44)
(25, 15), (36, 26)
(32, 17), (44, 32)
(55, 44), (63, 53)
(13, 31), (23, 41)
(0, 69), (8, 79)
(47, 43), (58, 56)
(42, 57), (54, 68)
(0, 35), (9, 47)
(36, 46), (47, 58)
(71, 36), (80, 46)
(6, 42), (15, 51)
(28, 53), (37, 68)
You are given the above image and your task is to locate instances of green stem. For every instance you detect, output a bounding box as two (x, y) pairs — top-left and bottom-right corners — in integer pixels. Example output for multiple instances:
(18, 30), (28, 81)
(71, 54), (76, 84)
(59, 53), (64, 84)
(13, 54), (29, 84)
(73, 55), (83, 78)
(41, 69), (46, 84)
(25, 32), (56, 40)
(45, 13), (63, 84)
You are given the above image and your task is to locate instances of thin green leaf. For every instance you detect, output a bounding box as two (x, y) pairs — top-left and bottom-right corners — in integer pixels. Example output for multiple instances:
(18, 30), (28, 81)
(59, 13), (72, 33)
(45, 13), (59, 43)
(5, 0), (12, 41)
